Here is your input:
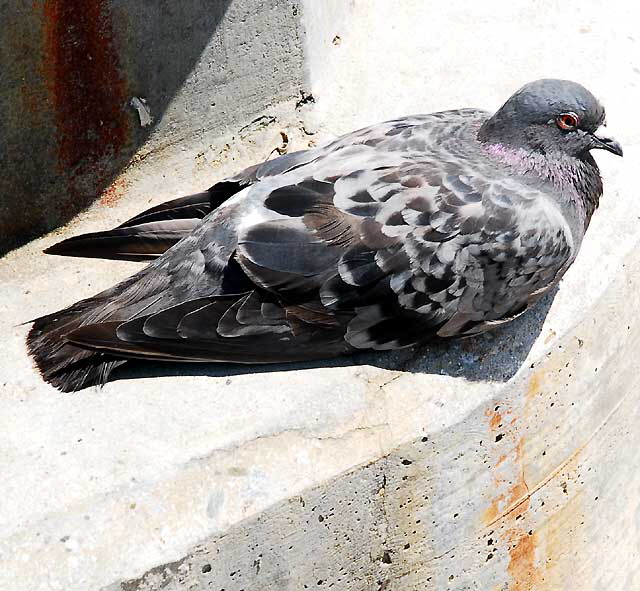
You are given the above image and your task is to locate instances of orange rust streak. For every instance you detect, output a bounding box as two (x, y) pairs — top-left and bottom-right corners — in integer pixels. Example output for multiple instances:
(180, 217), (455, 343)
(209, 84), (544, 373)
(507, 440), (529, 504)
(507, 481), (530, 509)
(484, 438), (532, 527)
(99, 178), (129, 207)
(481, 492), (506, 525)
(507, 531), (541, 591)
(483, 400), (541, 589)
(483, 406), (512, 525)
(527, 371), (542, 400)
(42, 0), (129, 174)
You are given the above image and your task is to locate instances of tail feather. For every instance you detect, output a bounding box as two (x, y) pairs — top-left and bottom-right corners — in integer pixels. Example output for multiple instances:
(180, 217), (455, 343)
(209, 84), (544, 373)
(43, 191), (213, 261)
(26, 298), (125, 392)
(44, 183), (245, 262)
(115, 192), (212, 228)
(47, 354), (124, 393)
(29, 181), (253, 390)
(43, 219), (199, 261)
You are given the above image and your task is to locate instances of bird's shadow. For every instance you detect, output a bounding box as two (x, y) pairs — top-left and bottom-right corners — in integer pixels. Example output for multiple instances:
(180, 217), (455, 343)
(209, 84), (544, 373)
(110, 289), (557, 387)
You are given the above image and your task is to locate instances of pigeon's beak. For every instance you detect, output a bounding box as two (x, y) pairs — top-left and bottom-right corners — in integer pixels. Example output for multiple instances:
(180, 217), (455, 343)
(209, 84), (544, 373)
(591, 125), (623, 157)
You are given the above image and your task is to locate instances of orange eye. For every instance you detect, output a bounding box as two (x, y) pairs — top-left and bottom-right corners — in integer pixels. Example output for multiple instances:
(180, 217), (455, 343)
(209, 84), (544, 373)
(557, 112), (579, 130)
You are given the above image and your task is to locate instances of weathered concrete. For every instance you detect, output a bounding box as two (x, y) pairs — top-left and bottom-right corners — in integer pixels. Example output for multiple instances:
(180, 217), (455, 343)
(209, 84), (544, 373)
(1, 1), (639, 590)
(0, 0), (303, 255)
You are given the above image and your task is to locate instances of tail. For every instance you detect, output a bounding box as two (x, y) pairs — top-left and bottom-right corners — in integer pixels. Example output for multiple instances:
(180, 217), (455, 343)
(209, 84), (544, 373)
(28, 182), (246, 391)
(27, 297), (127, 392)
(26, 266), (154, 392)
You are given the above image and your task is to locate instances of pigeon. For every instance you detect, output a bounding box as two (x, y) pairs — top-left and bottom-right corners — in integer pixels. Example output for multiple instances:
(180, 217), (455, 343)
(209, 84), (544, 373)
(28, 79), (623, 392)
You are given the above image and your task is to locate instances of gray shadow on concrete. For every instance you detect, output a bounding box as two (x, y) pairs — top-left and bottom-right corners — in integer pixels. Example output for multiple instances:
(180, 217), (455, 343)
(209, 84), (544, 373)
(111, 290), (557, 387)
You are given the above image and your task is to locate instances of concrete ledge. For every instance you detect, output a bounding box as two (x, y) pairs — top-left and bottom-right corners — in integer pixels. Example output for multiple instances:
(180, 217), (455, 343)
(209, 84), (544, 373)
(2, 138), (638, 591)
(1, 1), (639, 590)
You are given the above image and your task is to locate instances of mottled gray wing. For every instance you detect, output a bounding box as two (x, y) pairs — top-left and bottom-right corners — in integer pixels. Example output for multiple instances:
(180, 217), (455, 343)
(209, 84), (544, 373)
(236, 156), (573, 350)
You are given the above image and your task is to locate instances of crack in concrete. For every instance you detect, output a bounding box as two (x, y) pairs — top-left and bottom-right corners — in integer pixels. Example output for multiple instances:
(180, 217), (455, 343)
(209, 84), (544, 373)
(185, 420), (392, 469)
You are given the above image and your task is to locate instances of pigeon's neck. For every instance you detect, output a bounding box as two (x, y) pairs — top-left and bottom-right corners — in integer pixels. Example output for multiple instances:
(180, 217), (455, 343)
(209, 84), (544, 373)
(481, 142), (603, 223)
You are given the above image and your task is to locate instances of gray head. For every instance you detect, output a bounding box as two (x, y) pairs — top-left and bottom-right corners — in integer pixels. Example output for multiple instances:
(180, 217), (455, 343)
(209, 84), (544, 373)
(478, 79), (623, 158)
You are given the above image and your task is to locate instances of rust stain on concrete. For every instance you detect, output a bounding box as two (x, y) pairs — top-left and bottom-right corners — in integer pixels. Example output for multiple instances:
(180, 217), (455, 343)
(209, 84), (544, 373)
(489, 409), (502, 430)
(42, 0), (130, 186)
(482, 432), (531, 527)
(99, 177), (129, 207)
(526, 370), (543, 401)
(507, 529), (541, 591)
(483, 395), (543, 590)
(506, 440), (529, 507)
(495, 453), (508, 467)
(482, 491), (505, 525)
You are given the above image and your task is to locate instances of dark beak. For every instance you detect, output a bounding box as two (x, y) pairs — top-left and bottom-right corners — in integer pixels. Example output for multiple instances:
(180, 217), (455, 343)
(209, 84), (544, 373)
(591, 128), (623, 157)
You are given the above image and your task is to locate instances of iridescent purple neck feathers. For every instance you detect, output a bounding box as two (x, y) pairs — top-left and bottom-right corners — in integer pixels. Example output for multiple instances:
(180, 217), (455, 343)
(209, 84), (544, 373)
(482, 141), (603, 222)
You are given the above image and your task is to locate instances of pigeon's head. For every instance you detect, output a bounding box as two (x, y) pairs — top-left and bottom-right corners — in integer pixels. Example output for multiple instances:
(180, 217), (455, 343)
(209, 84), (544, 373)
(479, 79), (623, 159)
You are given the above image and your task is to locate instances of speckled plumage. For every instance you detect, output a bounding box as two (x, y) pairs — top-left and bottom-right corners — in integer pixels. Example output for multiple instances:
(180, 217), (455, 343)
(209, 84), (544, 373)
(29, 79), (621, 391)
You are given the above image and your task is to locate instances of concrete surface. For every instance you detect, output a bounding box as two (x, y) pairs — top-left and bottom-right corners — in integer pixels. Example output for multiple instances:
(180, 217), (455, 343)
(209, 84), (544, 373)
(1, 1), (639, 590)
(0, 0), (303, 255)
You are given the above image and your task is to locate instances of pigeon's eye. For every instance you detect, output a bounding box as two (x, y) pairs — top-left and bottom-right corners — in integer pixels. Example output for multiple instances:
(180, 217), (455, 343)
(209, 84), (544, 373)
(557, 113), (579, 131)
